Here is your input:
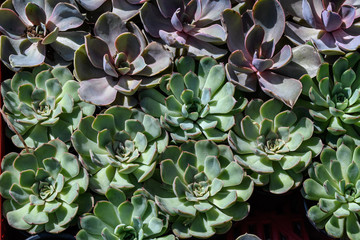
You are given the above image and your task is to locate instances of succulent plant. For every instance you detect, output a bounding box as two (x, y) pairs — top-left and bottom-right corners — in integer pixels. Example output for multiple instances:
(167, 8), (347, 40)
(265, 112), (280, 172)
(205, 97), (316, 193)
(142, 140), (253, 239)
(0, 139), (93, 234)
(229, 98), (323, 194)
(140, 56), (247, 143)
(74, 12), (172, 106)
(77, 188), (173, 240)
(222, 0), (322, 108)
(0, 0), (86, 70)
(1, 65), (95, 148)
(298, 52), (360, 146)
(284, 0), (360, 54)
(303, 136), (360, 239)
(140, 0), (230, 59)
(72, 106), (168, 195)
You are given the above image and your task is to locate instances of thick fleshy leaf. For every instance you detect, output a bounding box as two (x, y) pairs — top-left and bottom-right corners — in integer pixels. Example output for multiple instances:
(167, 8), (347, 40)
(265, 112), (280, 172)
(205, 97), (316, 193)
(115, 33), (141, 62)
(9, 41), (45, 68)
(79, 77), (118, 105)
(321, 10), (342, 32)
(221, 9), (246, 54)
(47, 3), (84, 31)
(112, 0), (142, 21)
(0, 9), (27, 39)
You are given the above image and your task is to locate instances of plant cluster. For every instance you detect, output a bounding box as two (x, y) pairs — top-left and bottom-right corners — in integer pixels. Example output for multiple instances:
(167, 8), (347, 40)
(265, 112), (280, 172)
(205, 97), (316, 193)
(0, 0), (360, 239)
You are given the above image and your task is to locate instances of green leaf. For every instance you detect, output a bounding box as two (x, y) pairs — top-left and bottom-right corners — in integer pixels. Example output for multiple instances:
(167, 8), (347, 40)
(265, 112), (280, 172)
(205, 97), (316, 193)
(240, 116), (259, 141)
(189, 214), (216, 238)
(10, 183), (29, 205)
(6, 204), (32, 230)
(269, 164), (294, 194)
(203, 64), (225, 97)
(125, 119), (145, 139)
(205, 207), (232, 227)
(218, 162), (243, 187)
(184, 72), (200, 97)
(333, 57), (348, 83)
(325, 215), (344, 238)
(160, 159), (180, 185)
(260, 98), (283, 120)
(204, 156), (221, 180)
(169, 73), (185, 101)
(94, 201), (120, 226)
(92, 114), (116, 136)
(303, 179), (330, 200)
(209, 191), (237, 209)
(346, 212), (360, 240)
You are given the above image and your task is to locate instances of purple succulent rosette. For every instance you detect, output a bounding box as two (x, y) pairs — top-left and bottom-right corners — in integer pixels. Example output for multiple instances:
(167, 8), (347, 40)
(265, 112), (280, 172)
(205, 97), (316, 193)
(284, 0), (360, 54)
(140, 0), (230, 59)
(73, 12), (172, 106)
(0, 0), (86, 71)
(222, 0), (322, 108)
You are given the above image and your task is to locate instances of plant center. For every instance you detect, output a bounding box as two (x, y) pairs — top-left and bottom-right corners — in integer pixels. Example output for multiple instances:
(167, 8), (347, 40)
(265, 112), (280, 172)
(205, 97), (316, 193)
(189, 181), (209, 198)
(39, 179), (55, 200)
(265, 138), (284, 152)
(114, 224), (137, 240)
(26, 25), (46, 38)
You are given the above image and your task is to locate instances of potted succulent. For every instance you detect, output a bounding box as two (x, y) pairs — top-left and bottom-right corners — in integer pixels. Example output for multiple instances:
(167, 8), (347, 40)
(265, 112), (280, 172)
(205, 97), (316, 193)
(1, 0), (360, 239)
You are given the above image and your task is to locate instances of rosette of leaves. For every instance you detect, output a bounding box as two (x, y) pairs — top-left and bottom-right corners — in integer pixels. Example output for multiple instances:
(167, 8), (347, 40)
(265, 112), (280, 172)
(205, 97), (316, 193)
(74, 12), (172, 106)
(77, 188), (174, 240)
(142, 140), (253, 239)
(140, 0), (230, 59)
(298, 52), (360, 146)
(222, 0), (322, 108)
(0, 0), (86, 70)
(229, 98), (323, 194)
(0, 139), (93, 234)
(72, 106), (168, 195)
(1, 65), (95, 148)
(284, 0), (360, 54)
(140, 56), (247, 143)
(303, 136), (360, 239)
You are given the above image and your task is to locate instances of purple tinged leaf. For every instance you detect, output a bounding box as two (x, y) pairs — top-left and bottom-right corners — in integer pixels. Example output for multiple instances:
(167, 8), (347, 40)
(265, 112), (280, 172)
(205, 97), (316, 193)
(0, 36), (23, 71)
(103, 54), (118, 78)
(47, 3), (84, 31)
(159, 30), (187, 46)
(157, 0), (184, 18)
(9, 41), (45, 68)
(127, 22), (147, 52)
(77, 0), (106, 11)
(112, 0), (142, 21)
(260, 40), (275, 59)
(85, 35), (110, 69)
(258, 71), (302, 108)
(228, 50), (254, 73)
(51, 31), (86, 61)
(189, 24), (226, 43)
(339, 5), (356, 28)
(130, 55), (146, 75)
(245, 25), (264, 58)
(312, 32), (343, 53)
(0, 9), (27, 39)
(185, 0), (197, 21)
(285, 21), (321, 45)
(252, 0), (285, 44)
(226, 63), (257, 92)
(302, 0), (317, 28)
(252, 58), (273, 72)
(271, 45), (292, 69)
(94, 13), (127, 56)
(140, 2), (175, 38)
(79, 77), (118, 105)
(171, 9), (183, 31)
(128, 0), (147, 3)
(13, 0), (45, 26)
(25, 2), (46, 26)
(137, 42), (172, 76)
(187, 36), (227, 59)
(115, 33), (141, 62)
(302, 0), (324, 28)
(42, 27), (58, 45)
(194, 0), (231, 27)
(321, 10), (343, 32)
(333, 28), (360, 51)
(221, 9), (247, 56)
(74, 45), (107, 81)
(114, 75), (142, 95)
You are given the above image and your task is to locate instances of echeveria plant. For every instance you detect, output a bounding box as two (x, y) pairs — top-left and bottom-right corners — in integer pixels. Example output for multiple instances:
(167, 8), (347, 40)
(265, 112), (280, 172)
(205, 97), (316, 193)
(229, 98), (323, 194)
(140, 56), (247, 143)
(284, 0), (360, 54)
(77, 188), (173, 240)
(72, 106), (168, 194)
(1, 65), (95, 148)
(0, 139), (93, 234)
(74, 12), (172, 106)
(303, 136), (360, 240)
(143, 140), (253, 239)
(298, 52), (360, 146)
(0, 0), (86, 70)
(222, 0), (322, 108)
(140, 0), (230, 59)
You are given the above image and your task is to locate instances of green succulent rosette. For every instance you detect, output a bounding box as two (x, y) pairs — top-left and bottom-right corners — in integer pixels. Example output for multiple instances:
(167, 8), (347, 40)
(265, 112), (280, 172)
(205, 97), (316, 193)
(1, 65), (95, 148)
(303, 136), (360, 240)
(77, 188), (174, 240)
(0, 139), (93, 234)
(229, 98), (323, 194)
(72, 106), (168, 195)
(298, 52), (360, 146)
(142, 140), (253, 239)
(139, 56), (247, 143)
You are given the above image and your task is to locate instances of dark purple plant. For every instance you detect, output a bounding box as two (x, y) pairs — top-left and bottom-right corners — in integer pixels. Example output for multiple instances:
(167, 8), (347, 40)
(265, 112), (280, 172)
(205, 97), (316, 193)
(222, 0), (322, 108)
(140, 0), (230, 59)
(284, 0), (360, 54)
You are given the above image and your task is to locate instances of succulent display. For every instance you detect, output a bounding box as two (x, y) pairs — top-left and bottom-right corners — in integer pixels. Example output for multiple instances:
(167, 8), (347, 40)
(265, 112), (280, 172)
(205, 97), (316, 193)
(229, 98), (323, 194)
(0, 139), (93, 234)
(74, 12), (172, 106)
(1, 65), (95, 148)
(142, 140), (253, 238)
(298, 51), (360, 146)
(77, 188), (173, 240)
(284, 0), (360, 54)
(140, 56), (247, 143)
(72, 106), (168, 195)
(222, 0), (322, 108)
(140, 0), (230, 59)
(303, 136), (360, 240)
(0, 0), (86, 70)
